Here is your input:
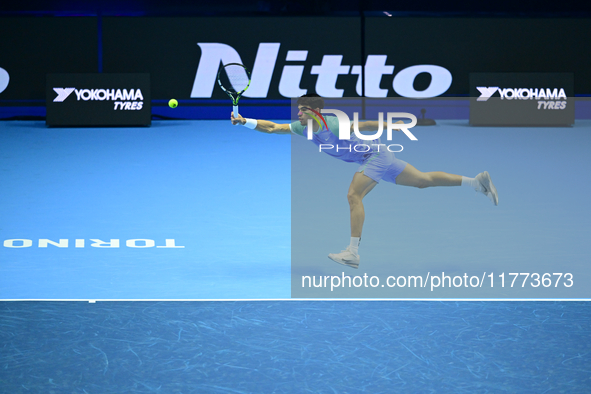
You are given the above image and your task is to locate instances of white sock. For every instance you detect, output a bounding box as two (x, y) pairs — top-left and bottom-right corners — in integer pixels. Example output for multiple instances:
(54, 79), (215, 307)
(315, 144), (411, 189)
(461, 176), (482, 191)
(349, 237), (360, 254)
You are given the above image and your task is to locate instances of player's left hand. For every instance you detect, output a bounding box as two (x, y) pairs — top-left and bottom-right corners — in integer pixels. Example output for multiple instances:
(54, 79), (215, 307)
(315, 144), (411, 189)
(231, 112), (245, 126)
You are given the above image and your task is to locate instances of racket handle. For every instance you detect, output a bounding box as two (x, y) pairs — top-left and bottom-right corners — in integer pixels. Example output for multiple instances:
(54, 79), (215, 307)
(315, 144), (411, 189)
(233, 105), (239, 118)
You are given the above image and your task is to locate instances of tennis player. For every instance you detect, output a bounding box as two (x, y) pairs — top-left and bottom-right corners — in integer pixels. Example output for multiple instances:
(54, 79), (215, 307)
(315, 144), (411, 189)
(231, 94), (498, 269)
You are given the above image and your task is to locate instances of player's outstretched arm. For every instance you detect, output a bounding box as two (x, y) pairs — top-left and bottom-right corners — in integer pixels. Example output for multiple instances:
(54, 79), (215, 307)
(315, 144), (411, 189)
(231, 112), (291, 134)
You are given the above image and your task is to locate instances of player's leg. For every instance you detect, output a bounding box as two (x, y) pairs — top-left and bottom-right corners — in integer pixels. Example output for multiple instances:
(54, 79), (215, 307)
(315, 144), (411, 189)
(395, 163), (461, 188)
(348, 171), (378, 238)
(395, 163), (498, 205)
(328, 171), (377, 269)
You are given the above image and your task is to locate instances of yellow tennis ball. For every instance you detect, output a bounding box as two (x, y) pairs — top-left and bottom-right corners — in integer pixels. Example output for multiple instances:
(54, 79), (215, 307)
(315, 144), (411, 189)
(168, 99), (178, 108)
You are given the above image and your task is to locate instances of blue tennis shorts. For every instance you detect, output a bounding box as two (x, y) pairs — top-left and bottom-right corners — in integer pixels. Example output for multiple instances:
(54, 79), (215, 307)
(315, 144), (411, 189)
(357, 150), (408, 184)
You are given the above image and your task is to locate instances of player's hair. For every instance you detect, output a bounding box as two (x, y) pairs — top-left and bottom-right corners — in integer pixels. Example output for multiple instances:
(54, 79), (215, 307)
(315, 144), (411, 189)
(297, 93), (324, 110)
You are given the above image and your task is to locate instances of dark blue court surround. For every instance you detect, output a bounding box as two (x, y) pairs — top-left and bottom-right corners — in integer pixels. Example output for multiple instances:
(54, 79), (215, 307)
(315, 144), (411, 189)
(1, 301), (590, 393)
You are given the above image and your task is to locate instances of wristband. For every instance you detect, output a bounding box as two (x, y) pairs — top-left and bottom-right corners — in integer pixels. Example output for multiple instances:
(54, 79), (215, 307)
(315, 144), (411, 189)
(243, 118), (257, 129)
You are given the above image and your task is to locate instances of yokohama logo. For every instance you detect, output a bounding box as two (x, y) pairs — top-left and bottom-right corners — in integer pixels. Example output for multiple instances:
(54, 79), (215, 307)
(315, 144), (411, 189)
(476, 87), (568, 101)
(53, 88), (145, 102)
(53, 88), (76, 102)
(191, 43), (453, 98)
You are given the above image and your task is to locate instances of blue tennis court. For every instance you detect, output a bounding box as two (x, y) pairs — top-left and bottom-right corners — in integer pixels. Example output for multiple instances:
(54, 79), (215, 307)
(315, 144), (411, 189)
(1, 119), (591, 393)
(1, 119), (591, 299)
(0, 120), (290, 299)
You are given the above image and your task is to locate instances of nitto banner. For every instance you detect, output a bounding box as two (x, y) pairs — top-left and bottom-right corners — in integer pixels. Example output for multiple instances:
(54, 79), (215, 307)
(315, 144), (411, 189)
(2, 16), (590, 121)
(46, 73), (151, 127)
(101, 17), (362, 101)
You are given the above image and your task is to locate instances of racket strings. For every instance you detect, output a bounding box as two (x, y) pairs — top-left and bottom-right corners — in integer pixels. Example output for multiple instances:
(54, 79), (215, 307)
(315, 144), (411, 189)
(223, 64), (250, 93)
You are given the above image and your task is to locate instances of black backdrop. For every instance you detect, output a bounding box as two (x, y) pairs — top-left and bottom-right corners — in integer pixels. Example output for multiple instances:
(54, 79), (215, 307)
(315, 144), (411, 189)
(1, 1), (590, 119)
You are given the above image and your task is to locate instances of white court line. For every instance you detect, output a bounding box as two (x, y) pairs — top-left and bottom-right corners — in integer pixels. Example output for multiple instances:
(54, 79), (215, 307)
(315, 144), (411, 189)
(1, 298), (590, 302)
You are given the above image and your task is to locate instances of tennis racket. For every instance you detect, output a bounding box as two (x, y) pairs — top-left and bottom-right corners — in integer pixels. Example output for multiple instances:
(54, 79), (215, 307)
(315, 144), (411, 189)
(217, 63), (251, 118)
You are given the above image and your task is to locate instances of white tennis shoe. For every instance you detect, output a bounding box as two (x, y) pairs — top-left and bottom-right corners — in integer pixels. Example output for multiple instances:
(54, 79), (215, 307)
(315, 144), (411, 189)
(475, 171), (498, 206)
(328, 247), (360, 269)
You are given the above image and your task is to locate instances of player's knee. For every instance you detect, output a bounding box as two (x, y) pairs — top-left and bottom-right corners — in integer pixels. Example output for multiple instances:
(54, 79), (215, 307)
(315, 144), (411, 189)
(347, 191), (362, 207)
(416, 174), (433, 188)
